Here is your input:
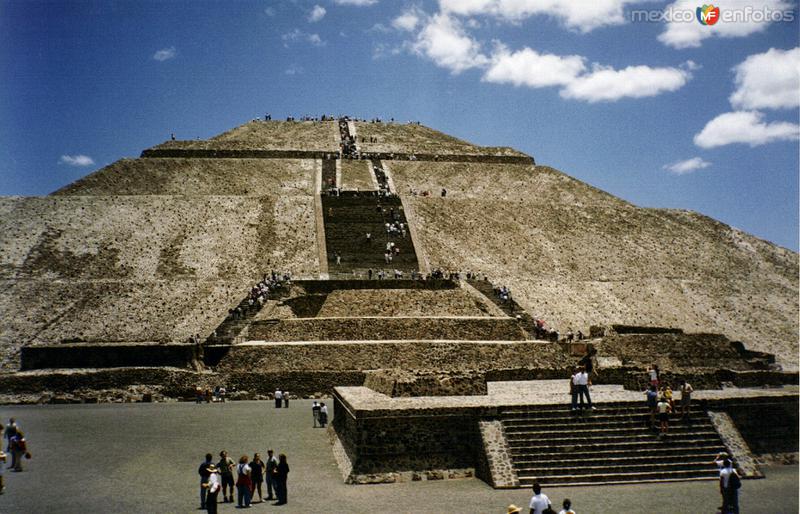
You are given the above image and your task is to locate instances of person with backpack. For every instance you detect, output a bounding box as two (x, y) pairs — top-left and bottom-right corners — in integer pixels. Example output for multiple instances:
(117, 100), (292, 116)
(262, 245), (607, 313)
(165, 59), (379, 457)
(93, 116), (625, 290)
(718, 457), (741, 513)
(235, 455), (252, 508)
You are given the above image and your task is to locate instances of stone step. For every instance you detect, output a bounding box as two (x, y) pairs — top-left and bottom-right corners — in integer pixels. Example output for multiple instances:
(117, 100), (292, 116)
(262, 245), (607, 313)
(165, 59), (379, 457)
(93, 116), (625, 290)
(503, 417), (711, 432)
(513, 445), (725, 464)
(508, 436), (723, 453)
(516, 472), (719, 487)
(502, 411), (706, 426)
(505, 421), (714, 440)
(506, 429), (719, 446)
(503, 404), (669, 417)
(515, 460), (716, 476)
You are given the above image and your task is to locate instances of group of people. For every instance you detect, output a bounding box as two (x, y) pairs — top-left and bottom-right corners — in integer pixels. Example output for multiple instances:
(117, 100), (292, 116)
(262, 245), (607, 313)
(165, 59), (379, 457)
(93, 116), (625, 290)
(508, 482), (577, 514)
(199, 450), (289, 511)
(339, 119), (358, 158)
(225, 272), (290, 323)
(195, 385), (228, 403)
(311, 401), (329, 428)
(644, 365), (694, 437)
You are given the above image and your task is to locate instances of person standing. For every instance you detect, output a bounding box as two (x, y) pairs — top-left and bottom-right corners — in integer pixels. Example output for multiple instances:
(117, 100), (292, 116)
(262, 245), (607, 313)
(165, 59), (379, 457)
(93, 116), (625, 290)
(198, 453), (213, 509)
(319, 403), (328, 427)
(4, 419), (17, 469)
(203, 464), (221, 514)
(716, 456), (740, 514)
(250, 453), (265, 503)
(10, 431), (26, 472)
(217, 450), (235, 503)
(274, 389), (283, 408)
(528, 482), (551, 514)
(274, 453), (290, 505)
(558, 498), (576, 514)
(679, 380), (694, 421)
(645, 385), (658, 429)
(235, 455), (252, 508)
(283, 390), (289, 408)
(265, 449), (279, 501)
(656, 396), (672, 437)
(312, 401), (321, 427)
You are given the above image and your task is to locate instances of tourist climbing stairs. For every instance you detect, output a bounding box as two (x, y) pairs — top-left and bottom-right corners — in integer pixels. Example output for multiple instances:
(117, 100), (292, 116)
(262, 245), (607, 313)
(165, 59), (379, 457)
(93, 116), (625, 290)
(206, 282), (290, 345)
(501, 402), (727, 486)
(322, 158), (337, 191)
(468, 279), (537, 336)
(322, 192), (419, 276)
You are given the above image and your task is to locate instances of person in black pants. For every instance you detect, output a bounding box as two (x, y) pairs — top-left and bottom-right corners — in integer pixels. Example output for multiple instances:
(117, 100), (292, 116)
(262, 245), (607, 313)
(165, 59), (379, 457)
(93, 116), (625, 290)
(275, 454), (290, 505)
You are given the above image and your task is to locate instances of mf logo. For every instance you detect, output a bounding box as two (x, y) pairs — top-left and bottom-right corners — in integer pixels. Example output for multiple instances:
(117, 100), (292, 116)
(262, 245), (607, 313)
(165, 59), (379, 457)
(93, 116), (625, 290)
(697, 4), (721, 25)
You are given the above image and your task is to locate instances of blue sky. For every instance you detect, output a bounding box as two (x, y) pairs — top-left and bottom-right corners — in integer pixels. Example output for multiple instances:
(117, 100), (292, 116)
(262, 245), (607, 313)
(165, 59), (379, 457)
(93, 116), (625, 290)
(2, 0), (798, 250)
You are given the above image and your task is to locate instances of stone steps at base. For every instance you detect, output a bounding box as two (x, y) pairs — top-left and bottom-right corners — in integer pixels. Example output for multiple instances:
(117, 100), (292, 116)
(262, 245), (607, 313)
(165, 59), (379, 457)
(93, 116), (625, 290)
(502, 412), (707, 426)
(513, 445), (725, 464)
(515, 476), (719, 488)
(508, 436), (722, 453)
(515, 460), (716, 476)
(506, 430), (719, 446)
(504, 421), (713, 435)
(516, 468), (720, 485)
(503, 406), (667, 417)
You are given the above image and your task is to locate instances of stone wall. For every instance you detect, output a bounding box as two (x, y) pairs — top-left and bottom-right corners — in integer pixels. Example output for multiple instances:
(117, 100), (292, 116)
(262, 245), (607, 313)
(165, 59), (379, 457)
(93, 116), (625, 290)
(213, 341), (570, 373)
(247, 317), (528, 342)
(332, 389), (484, 480)
(20, 343), (202, 371)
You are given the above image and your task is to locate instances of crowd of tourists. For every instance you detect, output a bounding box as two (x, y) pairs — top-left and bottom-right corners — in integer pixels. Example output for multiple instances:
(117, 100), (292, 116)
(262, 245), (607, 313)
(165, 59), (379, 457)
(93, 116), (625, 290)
(643, 365), (695, 438)
(226, 272), (291, 323)
(199, 449), (290, 511)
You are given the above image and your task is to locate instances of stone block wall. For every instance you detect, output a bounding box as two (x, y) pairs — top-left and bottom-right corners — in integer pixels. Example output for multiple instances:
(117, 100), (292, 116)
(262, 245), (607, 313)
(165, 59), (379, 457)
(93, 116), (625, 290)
(247, 317), (528, 341)
(20, 343), (202, 370)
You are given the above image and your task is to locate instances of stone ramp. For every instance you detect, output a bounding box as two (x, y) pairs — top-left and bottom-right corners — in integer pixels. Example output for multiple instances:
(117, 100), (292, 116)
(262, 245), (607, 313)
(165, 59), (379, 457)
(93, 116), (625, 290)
(502, 403), (725, 487)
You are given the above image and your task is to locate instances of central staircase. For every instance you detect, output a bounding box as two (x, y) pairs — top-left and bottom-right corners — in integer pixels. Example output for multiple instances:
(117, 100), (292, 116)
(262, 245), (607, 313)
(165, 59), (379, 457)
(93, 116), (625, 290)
(502, 402), (726, 486)
(322, 193), (419, 275)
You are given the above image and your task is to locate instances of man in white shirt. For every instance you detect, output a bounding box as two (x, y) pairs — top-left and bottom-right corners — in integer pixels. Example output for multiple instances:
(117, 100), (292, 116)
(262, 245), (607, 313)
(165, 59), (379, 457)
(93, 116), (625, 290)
(528, 482), (551, 514)
(571, 367), (594, 410)
(274, 389), (282, 408)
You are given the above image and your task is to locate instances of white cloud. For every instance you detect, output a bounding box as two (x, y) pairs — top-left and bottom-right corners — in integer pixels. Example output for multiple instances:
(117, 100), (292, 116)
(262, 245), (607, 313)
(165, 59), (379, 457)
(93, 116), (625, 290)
(730, 47), (800, 110)
(282, 29), (325, 47)
(152, 47), (176, 62)
(663, 157), (711, 175)
(560, 64), (691, 102)
(439, 0), (637, 32)
(483, 45), (585, 88)
(658, 0), (793, 49)
(308, 5), (326, 23)
(694, 111), (800, 148)
(264, 7), (276, 17)
(285, 64), (304, 75)
(334, 0), (377, 5)
(59, 154), (95, 167)
(412, 13), (488, 73)
(393, 7), (423, 32)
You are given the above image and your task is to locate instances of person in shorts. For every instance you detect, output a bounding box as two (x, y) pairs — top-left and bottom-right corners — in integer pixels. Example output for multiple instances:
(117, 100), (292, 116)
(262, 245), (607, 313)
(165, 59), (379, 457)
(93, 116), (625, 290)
(217, 450), (235, 503)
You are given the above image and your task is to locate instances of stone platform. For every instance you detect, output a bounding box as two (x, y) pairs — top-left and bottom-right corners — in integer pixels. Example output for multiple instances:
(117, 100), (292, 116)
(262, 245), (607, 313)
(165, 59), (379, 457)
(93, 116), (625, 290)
(332, 380), (798, 487)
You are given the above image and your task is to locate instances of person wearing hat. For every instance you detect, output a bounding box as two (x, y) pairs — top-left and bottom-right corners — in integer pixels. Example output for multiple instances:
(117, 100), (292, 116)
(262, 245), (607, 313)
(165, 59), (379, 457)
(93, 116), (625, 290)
(202, 463), (221, 514)
(507, 505), (523, 513)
